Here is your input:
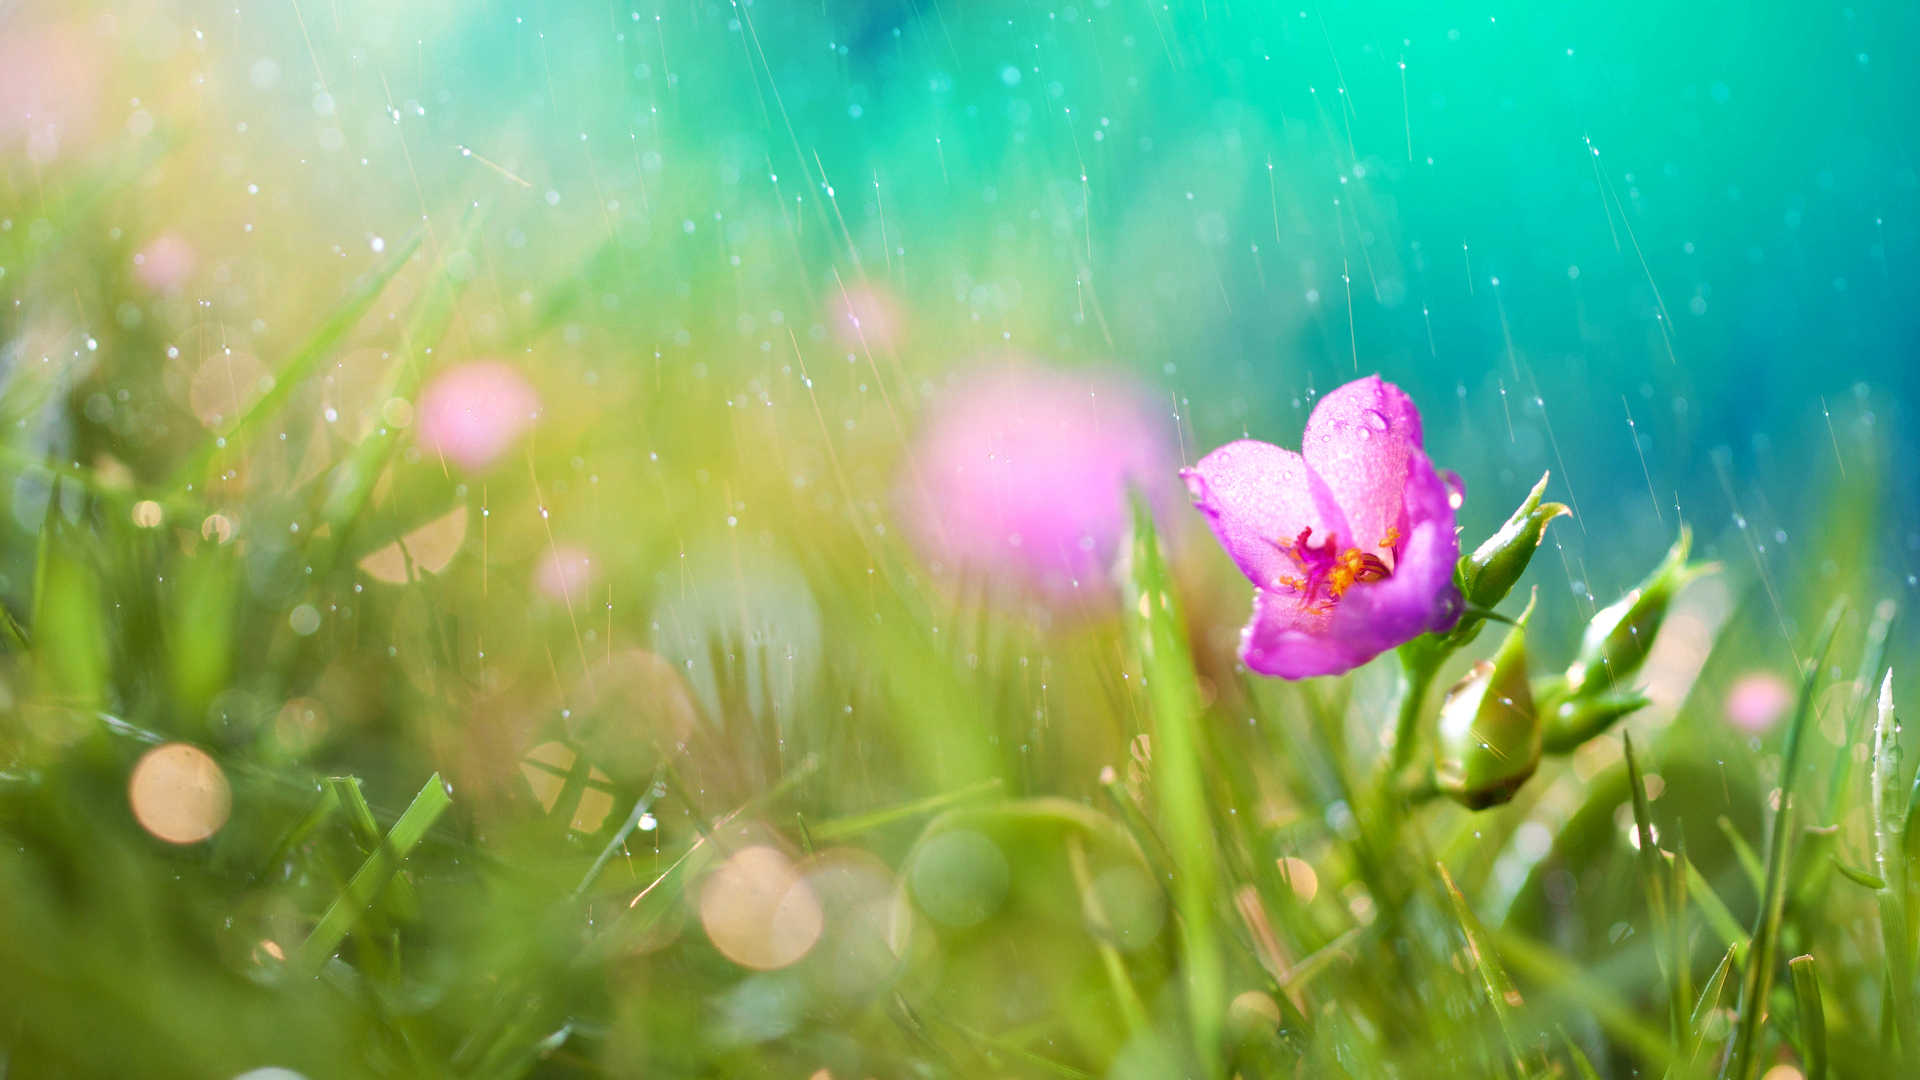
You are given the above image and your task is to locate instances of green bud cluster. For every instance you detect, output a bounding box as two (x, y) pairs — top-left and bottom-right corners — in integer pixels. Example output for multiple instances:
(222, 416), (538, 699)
(1406, 476), (1715, 811)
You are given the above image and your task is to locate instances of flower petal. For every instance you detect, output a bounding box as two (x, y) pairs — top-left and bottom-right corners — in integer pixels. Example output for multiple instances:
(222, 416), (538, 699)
(1181, 440), (1347, 592)
(1239, 588), (1375, 679)
(1324, 445), (1463, 649)
(1302, 375), (1423, 566)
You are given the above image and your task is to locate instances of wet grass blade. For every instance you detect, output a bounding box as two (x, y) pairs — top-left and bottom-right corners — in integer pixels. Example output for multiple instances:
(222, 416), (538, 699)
(1871, 669), (1919, 1060)
(288, 773), (451, 978)
(1121, 494), (1223, 1077)
(575, 769), (667, 896)
(1722, 794), (1796, 1080)
(1789, 955), (1827, 1080)
(166, 224), (426, 491)
(1683, 858), (1750, 963)
(1625, 733), (1684, 1047)
(1438, 863), (1530, 1076)
(1723, 604), (1840, 1080)
(329, 776), (419, 919)
(1686, 944), (1739, 1067)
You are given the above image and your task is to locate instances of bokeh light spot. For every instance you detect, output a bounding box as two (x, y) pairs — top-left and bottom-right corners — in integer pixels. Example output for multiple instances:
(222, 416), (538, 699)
(129, 743), (232, 844)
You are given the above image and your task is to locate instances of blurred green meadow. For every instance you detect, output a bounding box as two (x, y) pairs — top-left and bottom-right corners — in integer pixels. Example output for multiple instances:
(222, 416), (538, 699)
(0, 0), (1916, 1077)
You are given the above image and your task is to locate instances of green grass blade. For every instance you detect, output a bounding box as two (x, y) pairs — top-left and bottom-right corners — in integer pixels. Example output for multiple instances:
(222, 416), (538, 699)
(253, 785), (340, 882)
(1872, 669), (1919, 1060)
(1683, 858), (1751, 963)
(1687, 944), (1739, 1067)
(288, 773), (451, 978)
(1121, 494), (1223, 1077)
(1438, 863), (1531, 1075)
(1788, 955), (1826, 1080)
(1722, 795), (1796, 1080)
(1833, 856), (1887, 890)
(1718, 816), (1767, 897)
(328, 776), (420, 919)
(319, 206), (489, 531)
(1560, 1026), (1603, 1080)
(1495, 930), (1674, 1070)
(1625, 732), (1683, 1047)
(810, 777), (1004, 840)
(166, 224), (426, 491)
(572, 839), (718, 968)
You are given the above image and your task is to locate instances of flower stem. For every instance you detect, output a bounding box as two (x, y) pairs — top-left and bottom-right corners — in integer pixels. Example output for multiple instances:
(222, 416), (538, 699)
(1389, 641), (1444, 775)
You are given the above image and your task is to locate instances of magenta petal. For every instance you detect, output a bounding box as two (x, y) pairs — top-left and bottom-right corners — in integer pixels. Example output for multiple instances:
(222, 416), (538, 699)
(1302, 375), (1423, 566)
(1323, 446), (1464, 648)
(1240, 588), (1375, 678)
(1181, 440), (1347, 592)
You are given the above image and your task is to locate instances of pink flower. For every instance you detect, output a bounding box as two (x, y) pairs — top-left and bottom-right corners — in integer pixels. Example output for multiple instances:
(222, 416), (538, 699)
(1183, 375), (1462, 679)
(898, 366), (1174, 603)
(134, 233), (196, 293)
(415, 361), (539, 472)
(1725, 672), (1793, 733)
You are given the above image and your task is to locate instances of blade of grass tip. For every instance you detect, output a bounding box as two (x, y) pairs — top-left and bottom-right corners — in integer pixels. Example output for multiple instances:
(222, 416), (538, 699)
(1437, 863), (1531, 1076)
(1788, 955), (1827, 1080)
(1871, 669), (1920, 1060)
(1718, 816), (1767, 898)
(1626, 732), (1684, 1048)
(328, 776), (419, 918)
(1121, 493), (1223, 1077)
(288, 773), (451, 978)
(166, 224), (426, 492)
(1722, 795), (1795, 1080)
(1559, 1025), (1603, 1080)
(1686, 945), (1739, 1068)
(575, 768), (667, 896)
(1683, 857), (1751, 964)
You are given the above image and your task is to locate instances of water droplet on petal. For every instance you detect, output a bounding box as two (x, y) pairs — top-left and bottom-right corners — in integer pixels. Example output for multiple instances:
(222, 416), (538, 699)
(1361, 408), (1390, 432)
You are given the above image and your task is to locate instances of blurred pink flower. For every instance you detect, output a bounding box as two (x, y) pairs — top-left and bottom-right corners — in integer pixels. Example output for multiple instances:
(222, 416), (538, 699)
(1725, 672), (1793, 733)
(415, 361), (539, 472)
(536, 545), (594, 603)
(133, 233), (196, 293)
(897, 365), (1173, 602)
(1183, 375), (1462, 679)
(0, 23), (101, 165)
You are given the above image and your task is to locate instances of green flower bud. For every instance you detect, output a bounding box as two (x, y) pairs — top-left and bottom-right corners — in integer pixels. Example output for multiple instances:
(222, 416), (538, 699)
(1563, 526), (1714, 697)
(1447, 472), (1569, 647)
(1460, 472), (1571, 610)
(1435, 592), (1541, 810)
(1539, 689), (1651, 754)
